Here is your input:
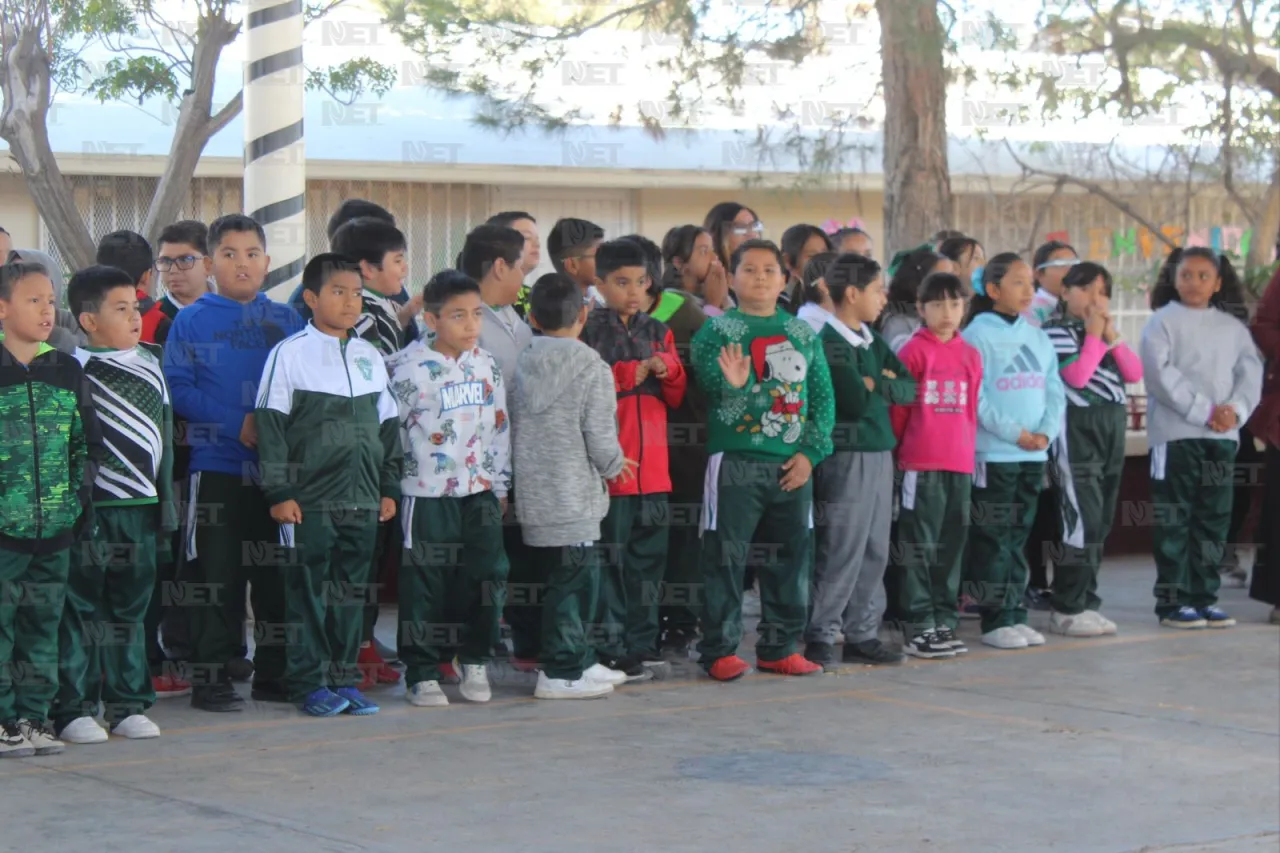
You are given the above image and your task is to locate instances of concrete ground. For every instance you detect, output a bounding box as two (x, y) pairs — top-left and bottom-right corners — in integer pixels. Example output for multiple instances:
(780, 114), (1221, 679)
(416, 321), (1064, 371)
(2, 556), (1277, 853)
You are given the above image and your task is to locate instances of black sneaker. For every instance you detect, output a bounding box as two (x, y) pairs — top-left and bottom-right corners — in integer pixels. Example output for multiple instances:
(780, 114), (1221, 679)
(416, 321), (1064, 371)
(1023, 588), (1052, 612)
(934, 626), (968, 654)
(803, 641), (836, 666)
(660, 626), (697, 654)
(225, 657), (254, 683)
(191, 681), (245, 713)
(904, 631), (956, 659)
(599, 656), (654, 683)
(250, 679), (290, 703)
(841, 639), (905, 666)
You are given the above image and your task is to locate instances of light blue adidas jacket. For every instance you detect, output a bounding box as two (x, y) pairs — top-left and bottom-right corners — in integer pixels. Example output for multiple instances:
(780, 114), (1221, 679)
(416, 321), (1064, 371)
(962, 311), (1067, 462)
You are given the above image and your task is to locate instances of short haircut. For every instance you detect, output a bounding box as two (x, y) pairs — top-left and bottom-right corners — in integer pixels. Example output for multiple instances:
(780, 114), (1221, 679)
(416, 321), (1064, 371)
(728, 238), (783, 274)
(825, 253), (882, 305)
(1061, 261), (1113, 298)
(327, 199), (394, 242)
(0, 261), (50, 300)
(157, 220), (209, 256)
(547, 218), (604, 271)
(459, 224), (524, 281)
(780, 224), (832, 271)
(918, 271), (967, 304)
(95, 230), (153, 285)
(331, 217), (407, 267)
(301, 252), (362, 295)
(595, 239), (649, 281)
(486, 211), (536, 229)
(208, 214), (266, 251)
(528, 272), (582, 331)
(619, 234), (663, 296)
(423, 269), (481, 314)
(67, 264), (136, 329)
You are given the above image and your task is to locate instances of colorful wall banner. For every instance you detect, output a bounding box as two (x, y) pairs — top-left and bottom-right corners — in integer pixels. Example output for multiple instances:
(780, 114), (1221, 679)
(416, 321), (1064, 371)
(1047, 225), (1256, 262)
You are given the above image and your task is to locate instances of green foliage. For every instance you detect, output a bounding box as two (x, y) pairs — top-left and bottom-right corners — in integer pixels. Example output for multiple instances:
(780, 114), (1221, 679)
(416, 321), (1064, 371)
(86, 56), (181, 103)
(306, 58), (399, 104)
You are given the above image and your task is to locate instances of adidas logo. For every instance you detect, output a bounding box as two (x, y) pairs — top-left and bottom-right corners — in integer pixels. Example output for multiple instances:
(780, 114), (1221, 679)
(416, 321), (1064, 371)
(996, 343), (1045, 391)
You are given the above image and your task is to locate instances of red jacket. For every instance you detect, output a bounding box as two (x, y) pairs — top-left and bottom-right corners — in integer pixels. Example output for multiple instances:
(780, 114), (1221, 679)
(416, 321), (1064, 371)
(140, 295), (181, 345)
(580, 307), (687, 496)
(1249, 268), (1280, 448)
(890, 326), (982, 474)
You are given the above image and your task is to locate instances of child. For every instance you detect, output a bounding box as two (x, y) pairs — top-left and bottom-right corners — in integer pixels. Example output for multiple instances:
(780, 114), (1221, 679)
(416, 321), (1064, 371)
(96, 230), (157, 315)
(661, 224), (729, 316)
(0, 261), (100, 757)
(806, 253), (916, 667)
(831, 227), (874, 258)
(255, 254), (401, 716)
(332, 216), (412, 356)
(548, 217), (605, 301)
(779, 224), (833, 313)
(1141, 247), (1262, 628)
(387, 270), (510, 707)
(890, 272), (981, 658)
(143, 220), (212, 346)
(52, 265), (175, 743)
(689, 239), (835, 681)
(163, 214), (304, 712)
(486, 211), (542, 320)
(961, 253), (1067, 650)
(936, 236), (986, 288)
(581, 240), (687, 678)
(796, 252), (837, 333)
(512, 273), (636, 698)
(1026, 240), (1078, 328)
(879, 247), (955, 353)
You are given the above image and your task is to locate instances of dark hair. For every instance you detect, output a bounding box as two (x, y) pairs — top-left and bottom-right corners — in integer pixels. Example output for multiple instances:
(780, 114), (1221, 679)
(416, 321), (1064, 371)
(208, 214), (266, 251)
(594, 239), (648, 281)
(963, 251), (1025, 326)
(936, 236), (982, 266)
(486, 211), (536, 229)
(157, 220), (209, 256)
(95, 230), (153, 286)
(1032, 239), (1078, 276)
(547, 218), (604, 272)
(1150, 247), (1249, 319)
(0, 226), (7, 235)
(67, 264), (136, 330)
(800, 251), (837, 305)
(528, 272), (582, 331)
(883, 248), (947, 324)
(1061, 261), (1113, 298)
(703, 201), (759, 268)
(0, 261), (49, 300)
(459, 224), (524, 282)
(660, 224), (708, 290)
(331, 217), (407, 268)
(728, 238), (783, 274)
(780, 224), (832, 277)
(423, 269), (481, 314)
(918, 271), (967, 304)
(618, 234), (663, 296)
(824, 253), (882, 305)
(932, 229), (965, 245)
(327, 200), (394, 242)
(301, 252), (361, 295)
(830, 227), (871, 246)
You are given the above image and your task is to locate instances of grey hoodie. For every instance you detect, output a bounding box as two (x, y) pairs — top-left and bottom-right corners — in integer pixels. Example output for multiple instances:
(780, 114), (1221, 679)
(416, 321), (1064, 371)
(7, 248), (84, 354)
(512, 336), (626, 547)
(481, 304), (534, 387)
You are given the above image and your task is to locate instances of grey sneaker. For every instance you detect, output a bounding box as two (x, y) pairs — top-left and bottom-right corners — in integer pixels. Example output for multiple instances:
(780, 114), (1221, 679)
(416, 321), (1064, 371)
(0, 721), (34, 758)
(17, 719), (64, 755)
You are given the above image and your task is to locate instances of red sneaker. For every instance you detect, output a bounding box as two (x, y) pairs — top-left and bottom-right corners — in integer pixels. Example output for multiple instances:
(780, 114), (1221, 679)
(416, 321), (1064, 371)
(152, 673), (192, 698)
(510, 656), (539, 673)
(439, 661), (460, 684)
(707, 655), (751, 682)
(756, 653), (824, 676)
(357, 643), (401, 685)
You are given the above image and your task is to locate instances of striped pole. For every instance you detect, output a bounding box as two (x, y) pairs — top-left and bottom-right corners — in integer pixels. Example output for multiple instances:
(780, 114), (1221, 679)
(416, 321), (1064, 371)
(244, 0), (306, 300)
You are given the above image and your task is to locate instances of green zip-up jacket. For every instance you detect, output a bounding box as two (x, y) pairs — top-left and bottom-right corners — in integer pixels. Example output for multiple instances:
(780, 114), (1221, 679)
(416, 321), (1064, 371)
(0, 337), (102, 553)
(255, 324), (404, 513)
(820, 318), (917, 452)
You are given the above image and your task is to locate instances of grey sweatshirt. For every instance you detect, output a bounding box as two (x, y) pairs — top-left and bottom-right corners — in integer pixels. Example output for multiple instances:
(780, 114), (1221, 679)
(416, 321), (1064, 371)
(481, 304), (533, 387)
(1139, 301), (1264, 447)
(511, 336), (626, 547)
(879, 312), (921, 354)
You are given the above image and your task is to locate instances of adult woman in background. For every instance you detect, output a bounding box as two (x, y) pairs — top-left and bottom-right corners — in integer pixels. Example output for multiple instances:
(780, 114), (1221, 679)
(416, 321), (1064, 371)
(1248, 266), (1280, 623)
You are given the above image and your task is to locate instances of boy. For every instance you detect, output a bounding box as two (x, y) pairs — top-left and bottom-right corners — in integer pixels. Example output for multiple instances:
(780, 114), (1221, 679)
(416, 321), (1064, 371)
(163, 214), (304, 712)
(486, 211), (541, 320)
(143, 220), (212, 346)
(581, 240), (686, 679)
(96, 230), (157, 315)
(513, 273), (636, 699)
(387, 270), (510, 707)
(806, 253), (917, 668)
(688, 239), (835, 682)
(256, 253), (401, 716)
(889, 272), (981, 658)
(0, 261), (101, 757)
(548, 217), (605, 302)
(52, 265), (176, 743)
(332, 216), (412, 356)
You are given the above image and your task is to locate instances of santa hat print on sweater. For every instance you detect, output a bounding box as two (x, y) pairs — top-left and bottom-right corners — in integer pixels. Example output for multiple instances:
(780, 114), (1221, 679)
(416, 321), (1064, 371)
(750, 335), (809, 385)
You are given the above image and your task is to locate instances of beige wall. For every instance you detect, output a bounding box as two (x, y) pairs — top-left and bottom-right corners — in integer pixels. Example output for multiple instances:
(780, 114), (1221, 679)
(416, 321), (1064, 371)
(0, 173), (40, 250)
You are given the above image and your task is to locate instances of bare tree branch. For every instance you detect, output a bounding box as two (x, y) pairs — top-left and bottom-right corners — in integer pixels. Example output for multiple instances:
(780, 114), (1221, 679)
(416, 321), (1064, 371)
(206, 88), (242, 138)
(1023, 177), (1066, 255)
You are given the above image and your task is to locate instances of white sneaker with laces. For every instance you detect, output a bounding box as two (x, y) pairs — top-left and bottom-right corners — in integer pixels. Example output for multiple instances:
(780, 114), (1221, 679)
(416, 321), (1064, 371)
(981, 626), (1029, 650)
(1048, 611), (1103, 638)
(18, 719), (64, 755)
(1087, 610), (1118, 635)
(0, 722), (34, 758)
(457, 663), (491, 703)
(534, 671), (613, 700)
(111, 714), (161, 739)
(407, 680), (449, 707)
(583, 663), (627, 686)
(59, 716), (108, 744)
(1013, 623), (1046, 646)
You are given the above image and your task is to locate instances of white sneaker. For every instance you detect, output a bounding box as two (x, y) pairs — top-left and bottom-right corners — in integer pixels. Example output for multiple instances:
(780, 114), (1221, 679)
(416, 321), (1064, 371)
(0, 722), (35, 758)
(18, 719), (64, 755)
(111, 714), (160, 739)
(534, 671), (613, 700)
(407, 680), (449, 707)
(1013, 623), (1046, 646)
(457, 663), (491, 703)
(59, 716), (108, 744)
(583, 663), (627, 686)
(981, 626), (1029, 650)
(1087, 610), (1118, 635)
(1048, 611), (1103, 638)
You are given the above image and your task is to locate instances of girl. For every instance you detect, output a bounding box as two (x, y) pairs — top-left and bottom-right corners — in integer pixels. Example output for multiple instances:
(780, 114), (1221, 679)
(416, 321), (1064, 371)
(780, 224), (833, 313)
(961, 252), (1067, 649)
(797, 251), (837, 333)
(878, 247), (956, 353)
(702, 202), (762, 280)
(937, 236), (986, 290)
(662, 224), (729, 316)
(831, 227), (874, 258)
(1026, 240), (1078, 327)
(1140, 247), (1263, 629)
(1042, 262), (1142, 637)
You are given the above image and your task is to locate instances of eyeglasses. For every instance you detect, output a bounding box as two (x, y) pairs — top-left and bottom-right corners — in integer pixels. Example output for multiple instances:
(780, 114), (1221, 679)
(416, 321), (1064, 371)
(730, 222), (765, 238)
(156, 255), (203, 272)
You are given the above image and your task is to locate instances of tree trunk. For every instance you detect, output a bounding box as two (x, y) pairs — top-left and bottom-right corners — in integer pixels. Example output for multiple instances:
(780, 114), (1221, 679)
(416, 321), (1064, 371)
(876, 0), (953, 257)
(1250, 165), (1280, 271)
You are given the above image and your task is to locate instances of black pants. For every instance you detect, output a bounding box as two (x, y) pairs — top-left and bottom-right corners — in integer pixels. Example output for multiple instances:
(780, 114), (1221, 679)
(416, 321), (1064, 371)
(1225, 426), (1263, 565)
(1249, 444), (1279, 607)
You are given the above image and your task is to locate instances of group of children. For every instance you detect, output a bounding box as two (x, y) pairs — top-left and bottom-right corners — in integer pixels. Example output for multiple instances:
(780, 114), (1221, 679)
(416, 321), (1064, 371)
(0, 199), (1265, 758)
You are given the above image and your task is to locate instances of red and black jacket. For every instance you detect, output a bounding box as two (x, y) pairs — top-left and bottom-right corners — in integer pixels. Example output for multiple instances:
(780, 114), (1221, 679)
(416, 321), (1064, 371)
(580, 307), (687, 496)
(140, 295), (181, 346)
